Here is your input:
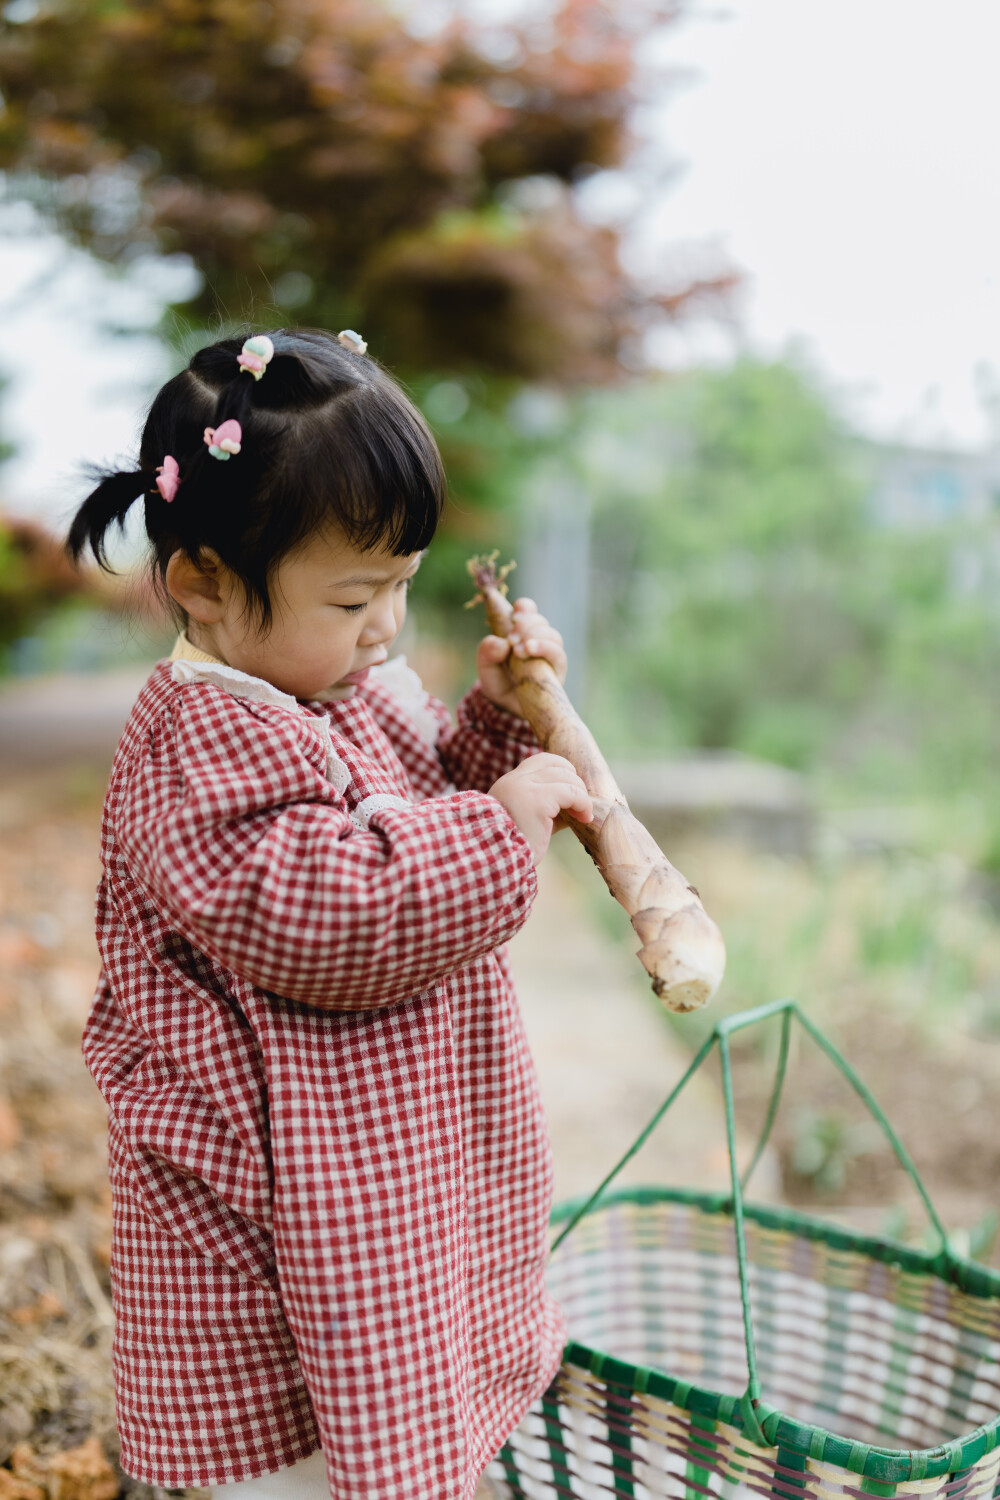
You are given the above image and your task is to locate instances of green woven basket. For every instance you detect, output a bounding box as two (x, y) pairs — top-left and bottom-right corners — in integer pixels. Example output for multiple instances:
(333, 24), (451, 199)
(488, 1000), (1000, 1500)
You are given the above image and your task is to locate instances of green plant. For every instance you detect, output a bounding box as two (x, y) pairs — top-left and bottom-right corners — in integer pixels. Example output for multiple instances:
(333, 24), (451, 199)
(787, 1108), (882, 1194)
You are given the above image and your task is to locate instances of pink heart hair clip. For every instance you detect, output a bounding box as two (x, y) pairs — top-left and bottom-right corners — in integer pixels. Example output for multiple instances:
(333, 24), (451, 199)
(203, 420), (242, 460)
(155, 455), (180, 502)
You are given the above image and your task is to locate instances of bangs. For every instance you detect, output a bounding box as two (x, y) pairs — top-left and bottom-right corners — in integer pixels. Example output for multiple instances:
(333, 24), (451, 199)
(268, 381), (445, 558)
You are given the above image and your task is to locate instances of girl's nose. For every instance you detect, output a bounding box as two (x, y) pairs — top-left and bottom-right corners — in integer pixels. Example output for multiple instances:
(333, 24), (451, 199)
(359, 593), (397, 644)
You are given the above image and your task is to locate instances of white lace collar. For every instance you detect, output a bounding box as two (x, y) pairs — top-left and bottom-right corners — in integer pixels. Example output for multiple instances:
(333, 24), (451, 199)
(171, 654), (440, 743)
(367, 656), (441, 747)
(171, 656), (302, 713)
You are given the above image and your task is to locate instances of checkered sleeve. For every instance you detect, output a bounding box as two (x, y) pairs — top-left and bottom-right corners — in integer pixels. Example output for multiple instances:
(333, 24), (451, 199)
(117, 685), (537, 1010)
(436, 683), (541, 793)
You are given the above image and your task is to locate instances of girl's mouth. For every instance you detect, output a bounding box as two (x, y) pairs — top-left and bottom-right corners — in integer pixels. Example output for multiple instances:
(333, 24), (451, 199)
(339, 667), (370, 685)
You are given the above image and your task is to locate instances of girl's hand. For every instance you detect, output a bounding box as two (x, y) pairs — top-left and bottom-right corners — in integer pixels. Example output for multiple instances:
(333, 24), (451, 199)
(477, 598), (567, 717)
(489, 754), (593, 865)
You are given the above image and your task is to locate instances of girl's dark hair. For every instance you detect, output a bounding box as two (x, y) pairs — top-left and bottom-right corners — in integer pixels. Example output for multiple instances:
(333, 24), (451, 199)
(66, 327), (446, 631)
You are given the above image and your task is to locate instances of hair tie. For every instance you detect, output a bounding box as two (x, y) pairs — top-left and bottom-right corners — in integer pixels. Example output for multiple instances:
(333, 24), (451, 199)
(203, 420), (242, 460)
(237, 335), (274, 381)
(155, 455), (180, 502)
(337, 329), (367, 355)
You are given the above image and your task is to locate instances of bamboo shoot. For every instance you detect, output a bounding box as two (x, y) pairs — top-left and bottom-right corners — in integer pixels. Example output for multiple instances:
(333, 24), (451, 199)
(468, 553), (726, 1013)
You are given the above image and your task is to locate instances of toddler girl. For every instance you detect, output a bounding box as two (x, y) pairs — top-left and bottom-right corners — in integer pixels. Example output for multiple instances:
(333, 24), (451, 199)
(67, 328), (593, 1500)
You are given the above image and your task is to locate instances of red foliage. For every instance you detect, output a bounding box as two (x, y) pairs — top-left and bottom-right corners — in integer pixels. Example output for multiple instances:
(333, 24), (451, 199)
(0, 0), (729, 379)
(0, 513), (87, 647)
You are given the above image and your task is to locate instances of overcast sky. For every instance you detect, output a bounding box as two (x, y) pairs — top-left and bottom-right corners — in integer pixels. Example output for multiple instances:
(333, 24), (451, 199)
(655, 0), (1000, 447)
(3, 0), (1000, 520)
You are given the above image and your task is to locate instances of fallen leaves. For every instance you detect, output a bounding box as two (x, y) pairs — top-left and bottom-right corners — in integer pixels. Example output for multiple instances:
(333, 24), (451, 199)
(0, 777), (118, 1477)
(8, 1292), (66, 1328)
(0, 1469), (45, 1500)
(0, 1099), (20, 1153)
(0, 1441), (117, 1500)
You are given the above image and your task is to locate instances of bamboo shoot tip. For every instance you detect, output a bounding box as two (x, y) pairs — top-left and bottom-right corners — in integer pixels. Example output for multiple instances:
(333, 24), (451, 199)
(465, 550), (516, 599)
(652, 974), (714, 1013)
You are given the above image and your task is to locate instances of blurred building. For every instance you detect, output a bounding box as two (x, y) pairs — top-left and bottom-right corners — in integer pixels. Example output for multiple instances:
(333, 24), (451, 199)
(866, 440), (1000, 528)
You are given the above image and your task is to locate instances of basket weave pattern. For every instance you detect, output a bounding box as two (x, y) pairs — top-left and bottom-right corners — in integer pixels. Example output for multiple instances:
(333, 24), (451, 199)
(488, 1004), (1000, 1500)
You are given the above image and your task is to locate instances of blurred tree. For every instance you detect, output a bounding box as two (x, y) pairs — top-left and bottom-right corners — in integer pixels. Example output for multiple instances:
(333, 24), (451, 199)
(0, 376), (82, 662)
(523, 358), (1000, 788)
(543, 360), (872, 762)
(621, 361), (872, 760)
(0, 372), (13, 471)
(0, 514), (87, 661)
(0, 0), (734, 381)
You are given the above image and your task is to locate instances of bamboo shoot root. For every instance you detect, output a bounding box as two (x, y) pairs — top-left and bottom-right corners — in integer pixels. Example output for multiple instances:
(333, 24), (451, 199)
(467, 553), (726, 1013)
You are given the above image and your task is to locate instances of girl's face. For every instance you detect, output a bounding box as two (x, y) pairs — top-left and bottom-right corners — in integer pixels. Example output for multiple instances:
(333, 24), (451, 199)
(184, 526), (423, 702)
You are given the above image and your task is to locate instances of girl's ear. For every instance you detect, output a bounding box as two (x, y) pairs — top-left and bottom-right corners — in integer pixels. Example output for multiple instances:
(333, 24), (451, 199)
(164, 548), (226, 623)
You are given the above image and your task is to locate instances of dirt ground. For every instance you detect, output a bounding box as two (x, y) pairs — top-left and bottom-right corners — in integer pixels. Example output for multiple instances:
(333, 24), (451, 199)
(676, 830), (1000, 1258)
(745, 998), (1000, 1252)
(0, 767), (132, 1487)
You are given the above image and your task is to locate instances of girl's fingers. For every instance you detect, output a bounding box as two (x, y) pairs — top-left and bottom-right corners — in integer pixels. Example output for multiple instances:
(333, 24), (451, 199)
(508, 618), (565, 662)
(481, 616), (564, 663)
(527, 638), (567, 669)
(525, 756), (594, 821)
(510, 615), (558, 638)
(545, 783), (593, 823)
(510, 602), (554, 636)
(510, 632), (562, 656)
(527, 753), (576, 776)
(478, 633), (511, 661)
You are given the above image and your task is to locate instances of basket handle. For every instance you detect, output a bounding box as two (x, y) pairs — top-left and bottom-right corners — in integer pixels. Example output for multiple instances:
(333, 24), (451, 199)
(550, 998), (959, 1447)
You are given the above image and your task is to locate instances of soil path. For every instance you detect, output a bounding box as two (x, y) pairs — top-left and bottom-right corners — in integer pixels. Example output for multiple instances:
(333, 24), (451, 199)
(509, 839), (772, 1205)
(0, 669), (150, 768)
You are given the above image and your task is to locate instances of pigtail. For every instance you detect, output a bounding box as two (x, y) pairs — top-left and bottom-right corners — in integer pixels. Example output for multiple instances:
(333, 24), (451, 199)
(194, 336), (345, 429)
(188, 343), (262, 478)
(212, 368), (256, 431)
(66, 467), (152, 571)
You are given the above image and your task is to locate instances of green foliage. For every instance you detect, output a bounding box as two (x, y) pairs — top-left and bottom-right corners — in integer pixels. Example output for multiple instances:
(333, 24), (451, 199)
(881, 1203), (999, 1261)
(410, 375), (530, 606)
(788, 1109), (881, 1195)
(576, 360), (872, 759)
(497, 359), (1000, 838)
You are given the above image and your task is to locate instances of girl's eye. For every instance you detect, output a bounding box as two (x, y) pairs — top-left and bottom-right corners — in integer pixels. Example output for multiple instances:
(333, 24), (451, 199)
(339, 602), (367, 614)
(396, 576), (415, 592)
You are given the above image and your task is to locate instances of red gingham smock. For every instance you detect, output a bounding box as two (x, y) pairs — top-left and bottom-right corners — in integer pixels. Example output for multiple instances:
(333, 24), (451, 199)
(82, 643), (566, 1500)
